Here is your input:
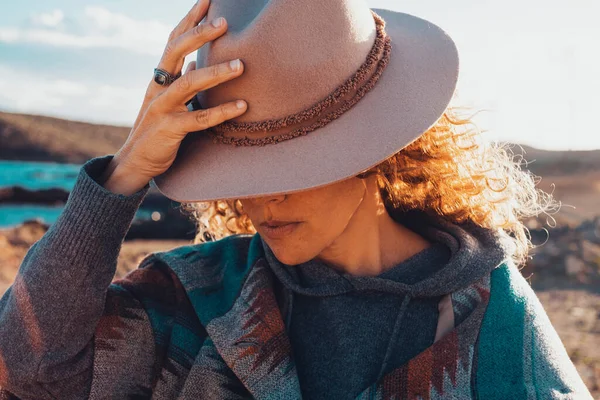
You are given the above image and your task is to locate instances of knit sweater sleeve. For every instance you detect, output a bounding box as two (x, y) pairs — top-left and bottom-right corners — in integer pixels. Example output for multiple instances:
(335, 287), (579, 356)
(0, 155), (153, 399)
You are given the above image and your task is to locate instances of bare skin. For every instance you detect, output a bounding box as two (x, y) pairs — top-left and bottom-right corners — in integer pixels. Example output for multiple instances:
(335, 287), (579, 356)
(101, 0), (430, 277)
(240, 174), (432, 276)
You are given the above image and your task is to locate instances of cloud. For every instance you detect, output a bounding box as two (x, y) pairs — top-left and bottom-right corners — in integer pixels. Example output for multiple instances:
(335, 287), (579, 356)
(0, 6), (171, 56)
(0, 65), (143, 125)
(31, 10), (65, 28)
(0, 66), (87, 108)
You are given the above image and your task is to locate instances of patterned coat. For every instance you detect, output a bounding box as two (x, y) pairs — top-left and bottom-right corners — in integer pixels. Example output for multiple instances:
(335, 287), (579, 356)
(1, 233), (592, 399)
(99, 234), (592, 398)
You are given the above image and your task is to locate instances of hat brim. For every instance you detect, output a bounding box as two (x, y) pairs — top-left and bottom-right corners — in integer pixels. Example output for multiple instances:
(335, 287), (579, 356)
(152, 8), (459, 203)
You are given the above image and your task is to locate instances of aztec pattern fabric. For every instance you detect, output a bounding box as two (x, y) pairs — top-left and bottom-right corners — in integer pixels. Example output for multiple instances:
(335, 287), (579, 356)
(356, 274), (491, 399)
(89, 234), (594, 398)
(0, 233), (592, 399)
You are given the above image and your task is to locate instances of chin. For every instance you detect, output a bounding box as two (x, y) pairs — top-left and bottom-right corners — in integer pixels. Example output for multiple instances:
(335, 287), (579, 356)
(261, 229), (320, 265)
(269, 248), (297, 265)
(268, 244), (311, 266)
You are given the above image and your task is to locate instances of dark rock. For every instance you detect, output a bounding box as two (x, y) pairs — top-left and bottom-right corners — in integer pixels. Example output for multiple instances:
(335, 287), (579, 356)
(0, 186), (173, 209)
(4, 219), (50, 246)
(0, 186), (69, 205)
(125, 205), (197, 241)
(524, 216), (600, 290)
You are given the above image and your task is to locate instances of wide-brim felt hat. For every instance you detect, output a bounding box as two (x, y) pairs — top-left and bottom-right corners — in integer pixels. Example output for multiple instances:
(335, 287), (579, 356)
(153, 0), (459, 203)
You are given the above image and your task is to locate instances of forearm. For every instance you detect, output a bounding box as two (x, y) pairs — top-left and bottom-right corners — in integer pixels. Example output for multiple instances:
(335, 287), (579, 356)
(0, 155), (149, 396)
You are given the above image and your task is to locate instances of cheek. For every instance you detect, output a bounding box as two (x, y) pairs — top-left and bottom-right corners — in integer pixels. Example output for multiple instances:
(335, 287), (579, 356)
(263, 221), (318, 265)
(258, 211), (335, 266)
(242, 179), (364, 265)
(316, 182), (365, 231)
(274, 188), (362, 263)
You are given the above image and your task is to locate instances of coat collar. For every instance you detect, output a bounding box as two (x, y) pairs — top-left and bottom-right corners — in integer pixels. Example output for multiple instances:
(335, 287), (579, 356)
(203, 257), (301, 399)
(159, 233), (492, 399)
(160, 234), (302, 399)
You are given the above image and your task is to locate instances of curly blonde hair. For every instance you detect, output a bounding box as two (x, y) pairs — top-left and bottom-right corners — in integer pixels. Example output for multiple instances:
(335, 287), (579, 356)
(181, 102), (561, 269)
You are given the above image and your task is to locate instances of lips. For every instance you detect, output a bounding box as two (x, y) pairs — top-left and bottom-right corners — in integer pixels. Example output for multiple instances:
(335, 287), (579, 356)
(260, 221), (302, 239)
(261, 220), (297, 227)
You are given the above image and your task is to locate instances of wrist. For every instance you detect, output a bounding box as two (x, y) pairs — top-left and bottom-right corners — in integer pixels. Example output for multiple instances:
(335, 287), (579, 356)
(102, 162), (150, 196)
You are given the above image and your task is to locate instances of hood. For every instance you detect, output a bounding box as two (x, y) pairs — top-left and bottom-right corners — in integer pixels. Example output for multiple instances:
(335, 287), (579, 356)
(261, 207), (513, 299)
(260, 207), (513, 384)
(261, 206), (510, 380)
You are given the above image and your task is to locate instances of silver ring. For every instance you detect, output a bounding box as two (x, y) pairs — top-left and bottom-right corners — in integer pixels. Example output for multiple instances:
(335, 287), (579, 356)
(153, 68), (181, 86)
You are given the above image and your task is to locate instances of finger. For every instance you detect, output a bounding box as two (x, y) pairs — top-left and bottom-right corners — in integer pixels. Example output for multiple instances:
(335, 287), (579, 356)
(158, 17), (227, 80)
(176, 100), (247, 134)
(159, 59), (244, 108)
(181, 61), (198, 109)
(185, 61), (197, 74)
(143, 61), (198, 114)
(169, 0), (210, 45)
(134, 76), (169, 130)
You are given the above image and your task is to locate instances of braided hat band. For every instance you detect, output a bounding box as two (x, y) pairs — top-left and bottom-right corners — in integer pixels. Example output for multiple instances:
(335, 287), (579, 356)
(201, 10), (391, 147)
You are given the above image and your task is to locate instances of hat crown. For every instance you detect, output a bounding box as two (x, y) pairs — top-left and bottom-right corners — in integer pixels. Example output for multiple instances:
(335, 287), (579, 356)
(155, 6), (460, 202)
(197, 0), (377, 122)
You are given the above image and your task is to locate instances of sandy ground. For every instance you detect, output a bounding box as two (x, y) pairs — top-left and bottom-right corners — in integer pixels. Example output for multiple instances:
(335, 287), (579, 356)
(113, 239), (193, 279)
(1, 235), (598, 396)
(535, 289), (600, 396)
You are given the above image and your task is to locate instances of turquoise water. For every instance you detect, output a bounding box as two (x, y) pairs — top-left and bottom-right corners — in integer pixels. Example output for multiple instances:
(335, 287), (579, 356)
(0, 161), (153, 228)
(0, 160), (81, 191)
(0, 205), (154, 228)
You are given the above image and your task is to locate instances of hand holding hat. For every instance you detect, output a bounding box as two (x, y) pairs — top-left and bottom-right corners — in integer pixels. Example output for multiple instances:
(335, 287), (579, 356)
(101, 0), (248, 196)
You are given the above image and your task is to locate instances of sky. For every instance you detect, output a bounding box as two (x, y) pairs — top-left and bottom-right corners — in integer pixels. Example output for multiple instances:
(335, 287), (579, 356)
(0, 0), (598, 151)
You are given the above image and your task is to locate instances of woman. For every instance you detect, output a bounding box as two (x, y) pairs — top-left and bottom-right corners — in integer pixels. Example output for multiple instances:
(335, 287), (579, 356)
(0, 0), (592, 398)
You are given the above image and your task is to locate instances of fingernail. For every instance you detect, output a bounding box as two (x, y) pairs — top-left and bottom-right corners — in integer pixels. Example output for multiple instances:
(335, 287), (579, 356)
(212, 17), (224, 28)
(230, 59), (241, 71)
(236, 100), (246, 109)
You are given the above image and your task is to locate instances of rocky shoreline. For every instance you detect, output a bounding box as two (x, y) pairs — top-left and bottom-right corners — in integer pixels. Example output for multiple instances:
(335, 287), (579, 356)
(0, 186), (68, 205)
(0, 185), (197, 240)
(523, 215), (600, 290)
